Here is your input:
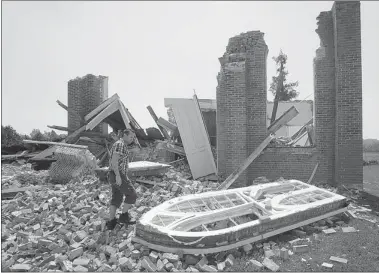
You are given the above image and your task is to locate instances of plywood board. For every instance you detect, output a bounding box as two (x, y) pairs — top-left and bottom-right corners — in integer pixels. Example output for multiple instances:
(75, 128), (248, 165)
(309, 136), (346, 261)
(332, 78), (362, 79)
(164, 97), (217, 179)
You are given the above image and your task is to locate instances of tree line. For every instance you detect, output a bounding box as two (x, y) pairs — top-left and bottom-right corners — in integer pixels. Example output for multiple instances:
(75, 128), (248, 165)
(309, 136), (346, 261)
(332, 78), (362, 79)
(1, 125), (67, 147)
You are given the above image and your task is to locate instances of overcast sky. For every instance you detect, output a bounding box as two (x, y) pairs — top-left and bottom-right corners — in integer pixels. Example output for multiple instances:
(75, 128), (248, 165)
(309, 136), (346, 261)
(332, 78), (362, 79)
(2, 1), (379, 139)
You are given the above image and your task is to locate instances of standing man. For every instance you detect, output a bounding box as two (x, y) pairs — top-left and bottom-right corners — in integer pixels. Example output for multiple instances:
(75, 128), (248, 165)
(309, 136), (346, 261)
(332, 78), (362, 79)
(106, 128), (139, 230)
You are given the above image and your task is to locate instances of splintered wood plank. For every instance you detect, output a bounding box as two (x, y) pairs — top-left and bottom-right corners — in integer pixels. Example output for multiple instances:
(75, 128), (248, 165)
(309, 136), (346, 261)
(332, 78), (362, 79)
(23, 140), (88, 149)
(117, 100), (132, 129)
(86, 100), (120, 131)
(267, 106), (299, 135)
(218, 134), (275, 190)
(85, 94), (119, 122)
(147, 105), (170, 139)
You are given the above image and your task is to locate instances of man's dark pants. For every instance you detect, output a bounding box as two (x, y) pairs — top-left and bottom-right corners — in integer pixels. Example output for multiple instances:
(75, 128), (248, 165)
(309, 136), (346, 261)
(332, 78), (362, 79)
(107, 170), (137, 208)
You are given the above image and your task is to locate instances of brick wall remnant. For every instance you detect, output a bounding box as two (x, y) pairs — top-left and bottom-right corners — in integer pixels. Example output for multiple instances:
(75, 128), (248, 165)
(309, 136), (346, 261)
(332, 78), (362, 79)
(314, 1), (362, 186)
(216, 31), (268, 188)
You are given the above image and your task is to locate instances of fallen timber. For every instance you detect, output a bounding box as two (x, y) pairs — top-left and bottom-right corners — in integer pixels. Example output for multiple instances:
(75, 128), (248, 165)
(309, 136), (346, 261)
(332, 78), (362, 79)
(133, 180), (348, 254)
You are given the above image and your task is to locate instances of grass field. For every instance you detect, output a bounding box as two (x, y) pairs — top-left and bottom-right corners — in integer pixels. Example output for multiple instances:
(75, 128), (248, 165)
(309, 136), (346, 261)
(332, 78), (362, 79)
(363, 151), (379, 162)
(363, 152), (379, 197)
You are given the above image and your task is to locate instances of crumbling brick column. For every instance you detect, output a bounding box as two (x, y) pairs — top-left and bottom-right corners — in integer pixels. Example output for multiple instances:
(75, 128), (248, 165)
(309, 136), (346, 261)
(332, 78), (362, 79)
(68, 74), (109, 155)
(314, 1), (362, 186)
(216, 31), (268, 187)
(314, 11), (336, 185)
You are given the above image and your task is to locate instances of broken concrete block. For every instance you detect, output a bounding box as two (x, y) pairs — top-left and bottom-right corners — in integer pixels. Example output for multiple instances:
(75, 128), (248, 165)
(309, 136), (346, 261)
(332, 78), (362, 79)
(141, 256), (157, 272)
(280, 248), (289, 260)
(322, 262), (333, 268)
(262, 258), (279, 272)
(162, 253), (180, 263)
(330, 256), (348, 264)
(249, 259), (264, 270)
(69, 247), (84, 260)
(322, 228), (336, 235)
(342, 227), (357, 233)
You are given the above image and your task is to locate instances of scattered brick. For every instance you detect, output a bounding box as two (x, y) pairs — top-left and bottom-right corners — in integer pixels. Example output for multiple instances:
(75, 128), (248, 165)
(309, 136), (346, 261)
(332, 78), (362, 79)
(293, 244), (310, 253)
(162, 253), (180, 263)
(323, 228), (337, 235)
(262, 258), (280, 272)
(342, 227), (357, 233)
(217, 261), (226, 271)
(249, 259), (263, 270)
(330, 256), (348, 264)
(322, 262), (333, 268)
(280, 248), (289, 260)
(141, 256), (158, 272)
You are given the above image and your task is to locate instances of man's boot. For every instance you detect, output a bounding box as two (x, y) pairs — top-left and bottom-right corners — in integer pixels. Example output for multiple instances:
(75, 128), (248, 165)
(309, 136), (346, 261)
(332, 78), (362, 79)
(119, 212), (136, 225)
(106, 218), (118, 230)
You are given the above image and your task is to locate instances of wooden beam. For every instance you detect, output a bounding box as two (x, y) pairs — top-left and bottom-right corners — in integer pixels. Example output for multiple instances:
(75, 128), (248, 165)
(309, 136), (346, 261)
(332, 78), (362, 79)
(307, 163), (319, 184)
(86, 100), (120, 131)
(47, 125), (69, 132)
(117, 100), (132, 129)
(217, 134), (275, 190)
(159, 141), (186, 156)
(291, 118), (313, 141)
(23, 140), (88, 149)
(84, 93), (119, 122)
(65, 125), (87, 144)
(135, 179), (166, 187)
(267, 106), (299, 135)
(147, 105), (170, 139)
(56, 100), (83, 121)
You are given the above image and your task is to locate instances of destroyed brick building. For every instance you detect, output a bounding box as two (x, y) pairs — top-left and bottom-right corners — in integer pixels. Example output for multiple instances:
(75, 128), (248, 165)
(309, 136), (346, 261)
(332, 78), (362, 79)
(216, 1), (362, 188)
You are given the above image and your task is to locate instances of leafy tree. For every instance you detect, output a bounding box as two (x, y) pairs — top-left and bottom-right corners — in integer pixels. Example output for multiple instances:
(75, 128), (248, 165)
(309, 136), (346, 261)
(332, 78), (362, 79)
(269, 50), (299, 101)
(30, 129), (47, 141)
(1, 125), (23, 146)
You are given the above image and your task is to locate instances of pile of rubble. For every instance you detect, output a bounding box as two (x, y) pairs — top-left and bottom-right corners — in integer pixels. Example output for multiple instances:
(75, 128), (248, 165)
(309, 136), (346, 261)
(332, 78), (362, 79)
(3, 161), (377, 272)
(2, 163), (49, 189)
(1, 162), (221, 272)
